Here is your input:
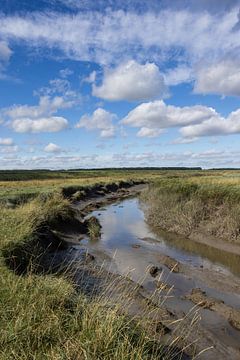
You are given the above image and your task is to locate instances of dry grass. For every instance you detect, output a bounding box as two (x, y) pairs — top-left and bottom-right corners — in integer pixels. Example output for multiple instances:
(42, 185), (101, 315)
(141, 172), (240, 242)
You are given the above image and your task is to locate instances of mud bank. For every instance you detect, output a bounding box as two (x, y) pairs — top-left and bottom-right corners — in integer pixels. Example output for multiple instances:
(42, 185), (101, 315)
(3, 180), (146, 275)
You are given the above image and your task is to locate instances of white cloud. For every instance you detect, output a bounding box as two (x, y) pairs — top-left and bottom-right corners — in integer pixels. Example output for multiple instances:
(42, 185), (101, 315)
(59, 68), (73, 78)
(194, 61), (240, 97)
(0, 137), (14, 146)
(84, 71), (97, 84)
(2, 147), (240, 169)
(0, 41), (12, 62)
(92, 61), (167, 101)
(137, 127), (164, 138)
(76, 108), (117, 138)
(11, 116), (68, 133)
(171, 137), (199, 144)
(4, 95), (70, 134)
(123, 99), (240, 140)
(1, 8), (239, 93)
(44, 143), (62, 153)
(0, 145), (18, 153)
(0, 40), (12, 78)
(164, 65), (193, 86)
(122, 100), (217, 131)
(180, 108), (240, 138)
(6, 96), (71, 119)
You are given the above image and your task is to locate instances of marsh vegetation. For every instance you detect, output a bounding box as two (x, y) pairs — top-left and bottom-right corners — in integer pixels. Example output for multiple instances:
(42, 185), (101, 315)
(1, 169), (240, 359)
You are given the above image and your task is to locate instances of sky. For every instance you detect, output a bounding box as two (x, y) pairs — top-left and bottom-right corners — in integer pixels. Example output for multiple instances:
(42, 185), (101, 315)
(0, 0), (240, 169)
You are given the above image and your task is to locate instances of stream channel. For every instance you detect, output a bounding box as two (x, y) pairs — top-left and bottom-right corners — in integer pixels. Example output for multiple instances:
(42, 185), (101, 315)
(72, 196), (240, 359)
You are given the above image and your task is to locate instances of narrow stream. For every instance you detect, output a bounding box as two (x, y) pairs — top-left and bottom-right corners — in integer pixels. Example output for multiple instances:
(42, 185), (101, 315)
(83, 197), (240, 279)
(74, 196), (240, 359)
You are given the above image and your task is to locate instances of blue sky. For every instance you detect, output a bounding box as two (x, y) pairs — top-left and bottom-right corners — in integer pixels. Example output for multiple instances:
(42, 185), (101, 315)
(0, 0), (240, 169)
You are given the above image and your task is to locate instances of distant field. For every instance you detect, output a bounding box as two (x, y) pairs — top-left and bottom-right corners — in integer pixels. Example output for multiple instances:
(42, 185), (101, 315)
(1, 168), (240, 201)
(0, 168), (202, 203)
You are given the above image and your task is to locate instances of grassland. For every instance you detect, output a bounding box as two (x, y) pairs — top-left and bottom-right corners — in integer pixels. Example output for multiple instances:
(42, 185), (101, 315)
(141, 169), (240, 243)
(1, 168), (240, 359)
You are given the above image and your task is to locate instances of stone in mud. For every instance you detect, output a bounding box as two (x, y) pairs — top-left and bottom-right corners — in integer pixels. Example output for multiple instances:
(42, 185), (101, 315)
(228, 310), (240, 331)
(132, 244), (141, 249)
(163, 256), (180, 273)
(155, 281), (171, 291)
(84, 253), (95, 263)
(149, 266), (162, 277)
(185, 288), (215, 309)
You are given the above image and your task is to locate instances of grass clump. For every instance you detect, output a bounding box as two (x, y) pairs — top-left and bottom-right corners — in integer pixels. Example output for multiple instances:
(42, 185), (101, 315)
(87, 216), (102, 241)
(0, 265), (168, 360)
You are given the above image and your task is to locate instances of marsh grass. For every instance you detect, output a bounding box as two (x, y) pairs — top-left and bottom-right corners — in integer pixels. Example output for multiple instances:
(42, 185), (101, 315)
(142, 174), (240, 242)
(87, 216), (102, 241)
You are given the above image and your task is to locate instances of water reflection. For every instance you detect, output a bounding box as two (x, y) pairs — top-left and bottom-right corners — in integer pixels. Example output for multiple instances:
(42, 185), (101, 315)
(89, 198), (240, 278)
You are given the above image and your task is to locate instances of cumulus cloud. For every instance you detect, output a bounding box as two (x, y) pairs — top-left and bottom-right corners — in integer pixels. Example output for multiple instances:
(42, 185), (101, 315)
(180, 109), (240, 138)
(3, 95), (70, 134)
(123, 99), (240, 141)
(76, 108), (117, 138)
(6, 96), (71, 119)
(11, 116), (68, 133)
(122, 100), (217, 133)
(44, 143), (62, 153)
(92, 61), (167, 101)
(194, 61), (240, 97)
(0, 137), (14, 145)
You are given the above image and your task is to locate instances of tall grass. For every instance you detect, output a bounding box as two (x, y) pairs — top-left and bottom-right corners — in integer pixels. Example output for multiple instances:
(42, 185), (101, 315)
(142, 175), (240, 243)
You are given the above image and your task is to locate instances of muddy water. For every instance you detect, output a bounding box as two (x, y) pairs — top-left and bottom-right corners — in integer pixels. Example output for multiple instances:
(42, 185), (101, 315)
(77, 196), (240, 359)
(84, 197), (240, 279)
